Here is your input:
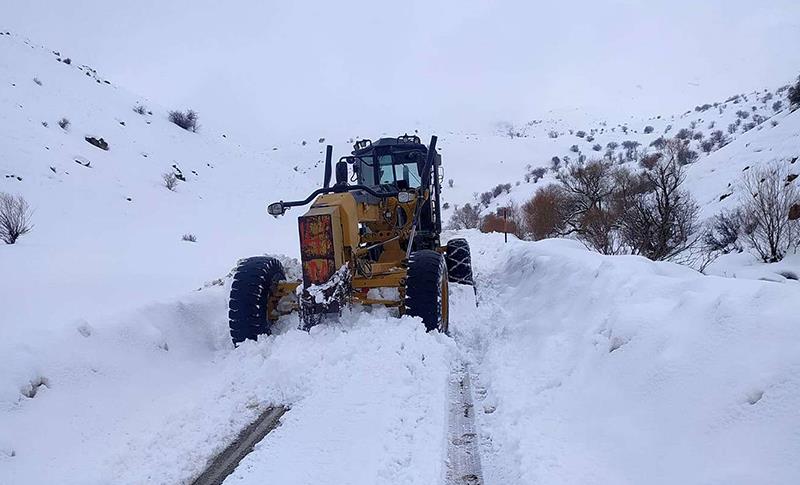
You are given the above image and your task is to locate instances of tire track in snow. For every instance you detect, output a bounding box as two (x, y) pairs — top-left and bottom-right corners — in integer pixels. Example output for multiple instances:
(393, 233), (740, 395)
(190, 406), (287, 485)
(445, 363), (484, 485)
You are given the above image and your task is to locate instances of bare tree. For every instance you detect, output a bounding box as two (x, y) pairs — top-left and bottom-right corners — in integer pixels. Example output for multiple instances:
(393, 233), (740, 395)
(739, 162), (800, 262)
(447, 203), (483, 230)
(620, 148), (699, 260)
(0, 192), (34, 244)
(162, 172), (178, 191)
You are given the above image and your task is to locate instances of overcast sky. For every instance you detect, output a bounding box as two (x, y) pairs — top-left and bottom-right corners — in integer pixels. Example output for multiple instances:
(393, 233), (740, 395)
(7, 1), (800, 143)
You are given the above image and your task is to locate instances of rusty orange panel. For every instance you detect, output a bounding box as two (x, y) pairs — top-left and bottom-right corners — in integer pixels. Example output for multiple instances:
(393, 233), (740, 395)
(299, 214), (335, 285)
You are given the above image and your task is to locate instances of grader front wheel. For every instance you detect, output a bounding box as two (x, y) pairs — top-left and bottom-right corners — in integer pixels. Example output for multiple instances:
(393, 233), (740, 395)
(404, 250), (449, 333)
(228, 257), (286, 345)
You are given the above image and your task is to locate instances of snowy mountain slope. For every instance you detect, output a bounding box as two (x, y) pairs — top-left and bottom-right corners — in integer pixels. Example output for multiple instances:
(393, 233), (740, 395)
(0, 31), (343, 344)
(454, 231), (800, 485)
(435, 82), (799, 222)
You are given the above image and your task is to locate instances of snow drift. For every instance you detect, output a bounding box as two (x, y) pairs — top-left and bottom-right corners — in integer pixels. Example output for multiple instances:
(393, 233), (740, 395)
(455, 231), (800, 485)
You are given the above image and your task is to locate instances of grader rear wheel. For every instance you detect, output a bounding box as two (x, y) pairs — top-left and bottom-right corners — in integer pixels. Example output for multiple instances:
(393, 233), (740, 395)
(404, 250), (449, 333)
(445, 238), (473, 286)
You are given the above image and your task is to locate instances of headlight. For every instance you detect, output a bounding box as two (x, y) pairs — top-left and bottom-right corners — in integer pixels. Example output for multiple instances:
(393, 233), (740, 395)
(397, 191), (413, 203)
(267, 202), (286, 217)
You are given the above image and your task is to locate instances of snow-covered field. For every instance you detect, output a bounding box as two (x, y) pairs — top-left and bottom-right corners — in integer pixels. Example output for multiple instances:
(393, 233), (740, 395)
(2, 24), (800, 485)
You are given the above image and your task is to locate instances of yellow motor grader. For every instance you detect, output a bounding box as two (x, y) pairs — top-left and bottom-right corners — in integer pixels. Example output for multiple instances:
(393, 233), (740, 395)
(228, 135), (474, 344)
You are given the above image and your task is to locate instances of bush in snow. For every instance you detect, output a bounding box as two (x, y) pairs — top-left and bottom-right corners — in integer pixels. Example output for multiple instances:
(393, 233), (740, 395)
(788, 76), (800, 110)
(447, 178), (454, 188)
(57, 117), (70, 130)
(481, 203), (525, 238)
(643, 125), (654, 134)
(33, 77), (42, 86)
(526, 166), (547, 183)
(181, 233), (197, 242)
(738, 162), (800, 262)
(162, 172), (178, 191)
(0, 192), (33, 244)
(447, 203), (482, 230)
(168, 109), (199, 132)
(709, 130), (727, 148)
(133, 104), (147, 115)
(619, 145), (699, 260)
(772, 100), (783, 112)
(555, 160), (630, 254)
(703, 209), (743, 255)
(522, 184), (571, 240)
(548, 130), (559, 139)
(621, 140), (641, 161)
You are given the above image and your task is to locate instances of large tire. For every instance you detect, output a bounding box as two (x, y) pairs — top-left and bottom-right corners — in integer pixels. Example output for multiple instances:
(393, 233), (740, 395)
(228, 257), (286, 345)
(445, 238), (474, 285)
(404, 250), (449, 332)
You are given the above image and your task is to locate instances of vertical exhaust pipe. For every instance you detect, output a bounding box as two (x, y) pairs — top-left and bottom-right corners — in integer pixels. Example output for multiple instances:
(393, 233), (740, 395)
(323, 145), (333, 188)
(406, 135), (438, 258)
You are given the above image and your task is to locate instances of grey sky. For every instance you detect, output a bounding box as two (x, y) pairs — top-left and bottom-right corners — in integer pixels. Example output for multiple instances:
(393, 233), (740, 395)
(7, 0), (800, 143)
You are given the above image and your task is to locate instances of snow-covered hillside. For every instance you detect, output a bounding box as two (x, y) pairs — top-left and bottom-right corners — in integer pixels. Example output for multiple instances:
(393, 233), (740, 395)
(2, 29), (799, 485)
(436, 84), (799, 223)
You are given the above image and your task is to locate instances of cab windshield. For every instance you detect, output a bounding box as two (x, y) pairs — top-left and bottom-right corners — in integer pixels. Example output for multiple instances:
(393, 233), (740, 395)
(356, 152), (422, 188)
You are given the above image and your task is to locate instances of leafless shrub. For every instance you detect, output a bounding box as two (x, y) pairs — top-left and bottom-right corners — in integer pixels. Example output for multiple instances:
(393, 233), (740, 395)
(522, 184), (571, 240)
(556, 160), (629, 254)
(168, 109), (199, 132)
(639, 152), (662, 170)
(0, 193), (34, 244)
(162, 172), (178, 191)
(181, 233), (197, 242)
(621, 140), (641, 161)
(447, 203), (482, 230)
(739, 162), (800, 262)
(703, 209), (743, 254)
(33, 77), (42, 86)
(620, 151), (699, 260)
(788, 76), (800, 110)
(481, 203), (524, 238)
(133, 104), (147, 115)
(57, 117), (70, 130)
(448, 178), (454, 188)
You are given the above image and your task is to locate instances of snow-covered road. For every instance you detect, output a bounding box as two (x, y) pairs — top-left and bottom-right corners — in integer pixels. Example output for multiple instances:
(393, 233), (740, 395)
(2, 231), (799, 484)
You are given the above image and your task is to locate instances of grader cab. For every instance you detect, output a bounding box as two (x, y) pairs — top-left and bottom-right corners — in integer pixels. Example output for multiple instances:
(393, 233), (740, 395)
(228, 135), (474, 345)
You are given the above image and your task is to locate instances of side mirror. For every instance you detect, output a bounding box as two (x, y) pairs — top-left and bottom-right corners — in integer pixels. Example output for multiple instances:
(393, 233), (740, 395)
(267, 202), (286, 217)
(335, 160), (348, 185)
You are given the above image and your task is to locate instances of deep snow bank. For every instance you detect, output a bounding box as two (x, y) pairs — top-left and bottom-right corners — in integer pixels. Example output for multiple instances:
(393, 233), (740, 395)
(0, 280), (455, 485)
(454, 230), (800, 485)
